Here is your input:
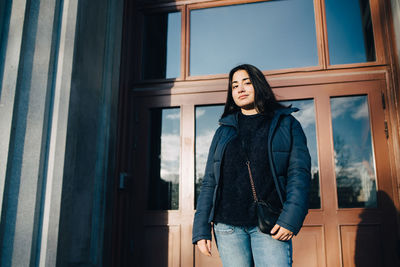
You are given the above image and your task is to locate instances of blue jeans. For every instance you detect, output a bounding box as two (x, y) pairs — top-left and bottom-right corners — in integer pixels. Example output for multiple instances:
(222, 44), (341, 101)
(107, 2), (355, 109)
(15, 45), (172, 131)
(213, 222), (292, 267)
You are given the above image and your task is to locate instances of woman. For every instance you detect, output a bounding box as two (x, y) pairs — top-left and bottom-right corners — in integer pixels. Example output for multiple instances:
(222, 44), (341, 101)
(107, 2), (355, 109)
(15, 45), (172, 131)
(192, 64), (311, 267)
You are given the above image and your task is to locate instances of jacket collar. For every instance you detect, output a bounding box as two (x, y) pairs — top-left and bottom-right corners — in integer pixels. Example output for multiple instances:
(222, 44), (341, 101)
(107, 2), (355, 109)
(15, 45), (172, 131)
(219, 107), (299, 128)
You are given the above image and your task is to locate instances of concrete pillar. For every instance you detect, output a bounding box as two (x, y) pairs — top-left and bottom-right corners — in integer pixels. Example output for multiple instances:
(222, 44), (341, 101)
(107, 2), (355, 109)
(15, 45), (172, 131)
(0, 0), (61, 266)
(55, 0), (123, 265)
(0, 0), (123, 266)
(38, 0), (79, 266)
(0, 0), (28, 228)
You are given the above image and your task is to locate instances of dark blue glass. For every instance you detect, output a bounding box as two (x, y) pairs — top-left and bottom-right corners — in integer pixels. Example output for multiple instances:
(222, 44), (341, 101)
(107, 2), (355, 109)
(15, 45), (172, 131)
(326, 0), (376, 65)
(142, 12), (181, 79)
(331, 96), (377, 208)
(190, 0), (318, 76)
(148, 108), (180, 210)
(195, 105), (224, 206)
(281, 99), (320, 209)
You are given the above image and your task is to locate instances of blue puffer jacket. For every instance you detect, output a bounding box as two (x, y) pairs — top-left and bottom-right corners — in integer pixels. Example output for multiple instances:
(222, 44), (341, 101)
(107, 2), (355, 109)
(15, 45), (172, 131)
(192, 107), (311, 244)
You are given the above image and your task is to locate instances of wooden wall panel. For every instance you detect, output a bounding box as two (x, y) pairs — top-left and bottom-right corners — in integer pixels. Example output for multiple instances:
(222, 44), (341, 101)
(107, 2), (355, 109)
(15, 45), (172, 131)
(144, 225), (181, 267)
(194, 234), (222, 267)
(293, 226), (325, 267)
(340, 225), (383, 267)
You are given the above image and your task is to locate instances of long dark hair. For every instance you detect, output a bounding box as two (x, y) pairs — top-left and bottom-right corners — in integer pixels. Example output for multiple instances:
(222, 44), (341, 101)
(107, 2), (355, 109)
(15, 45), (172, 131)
(221, 64), (286, 118)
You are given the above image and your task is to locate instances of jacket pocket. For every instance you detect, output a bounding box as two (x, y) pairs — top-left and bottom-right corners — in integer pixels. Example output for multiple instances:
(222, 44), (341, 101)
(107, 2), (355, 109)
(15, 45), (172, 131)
(213, 223), (234, 235)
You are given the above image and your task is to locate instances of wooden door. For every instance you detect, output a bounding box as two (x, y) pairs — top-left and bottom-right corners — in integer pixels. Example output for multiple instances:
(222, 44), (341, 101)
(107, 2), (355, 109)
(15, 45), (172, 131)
(279, 79), (398, 267)
(121, 79), (398, 267)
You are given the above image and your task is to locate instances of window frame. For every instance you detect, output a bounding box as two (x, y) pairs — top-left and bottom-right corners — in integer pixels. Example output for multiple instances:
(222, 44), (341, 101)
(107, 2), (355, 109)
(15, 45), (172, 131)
(133, 5), (186, 83)
(131, 0), (389, 84)
(321, 0), (386, 69)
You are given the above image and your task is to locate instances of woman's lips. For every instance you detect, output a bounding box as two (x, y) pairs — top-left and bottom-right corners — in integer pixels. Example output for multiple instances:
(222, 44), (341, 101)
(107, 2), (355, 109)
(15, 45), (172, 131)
(238, 95), (248, 99)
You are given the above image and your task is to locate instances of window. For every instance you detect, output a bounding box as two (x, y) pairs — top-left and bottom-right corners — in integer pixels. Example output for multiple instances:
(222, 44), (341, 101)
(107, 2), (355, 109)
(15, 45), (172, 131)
(148, 108), (181, 210)
(281, 99), (321, 209)
(190, 0), (318, 76)
(142, 12), (181, 79)
(195, 105), (224, 205)
(330, 95), (377, 208)
(326, 0), (376, 65)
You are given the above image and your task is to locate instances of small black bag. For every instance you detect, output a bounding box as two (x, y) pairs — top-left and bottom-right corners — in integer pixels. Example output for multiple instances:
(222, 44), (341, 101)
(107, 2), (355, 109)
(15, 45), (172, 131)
(244, 160), (282, 234)
(256, 200), (282, 234)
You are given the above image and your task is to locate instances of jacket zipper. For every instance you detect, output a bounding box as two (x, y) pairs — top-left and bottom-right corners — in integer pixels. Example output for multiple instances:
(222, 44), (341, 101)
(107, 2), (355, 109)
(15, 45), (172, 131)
(267, 115), (285, 206)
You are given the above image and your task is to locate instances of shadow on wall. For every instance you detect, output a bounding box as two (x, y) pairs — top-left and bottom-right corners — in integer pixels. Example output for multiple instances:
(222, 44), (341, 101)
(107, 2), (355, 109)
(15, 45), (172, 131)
(354, 191), (400, 267)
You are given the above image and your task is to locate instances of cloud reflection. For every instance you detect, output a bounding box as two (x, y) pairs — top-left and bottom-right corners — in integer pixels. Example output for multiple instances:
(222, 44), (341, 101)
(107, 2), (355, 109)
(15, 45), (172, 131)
(166, 111), (180, 120)
(291, 101), (315, 129)
(352, 99), (368, 119)
(160, 134), (180, 182)
(331, 96), (369, 120)
(195, 130), (215, 179)
(196, 109), (206, 118)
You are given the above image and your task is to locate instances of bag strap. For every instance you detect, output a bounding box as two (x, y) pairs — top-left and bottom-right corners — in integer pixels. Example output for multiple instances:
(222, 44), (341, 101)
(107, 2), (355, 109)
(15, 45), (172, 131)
(245, 160), (259, 202)
(241, 138), (259, 203)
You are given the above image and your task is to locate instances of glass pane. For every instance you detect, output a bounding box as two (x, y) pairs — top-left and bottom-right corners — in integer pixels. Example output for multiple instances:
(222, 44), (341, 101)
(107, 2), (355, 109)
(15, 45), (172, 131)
(148, 108), (180, 210)
(142, 12), (181, 79)
(195, 105), (224, 206)
(326, 0), (376, 65)
(331, 96), (377, 208)
(281, 100), (321, 209)
(190, 0), (318, 76)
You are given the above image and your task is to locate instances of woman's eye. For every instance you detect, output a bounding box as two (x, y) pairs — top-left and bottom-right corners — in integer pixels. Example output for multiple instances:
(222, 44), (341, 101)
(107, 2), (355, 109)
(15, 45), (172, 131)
(232, 85), (238, 89)
(245, 82), (252, 85)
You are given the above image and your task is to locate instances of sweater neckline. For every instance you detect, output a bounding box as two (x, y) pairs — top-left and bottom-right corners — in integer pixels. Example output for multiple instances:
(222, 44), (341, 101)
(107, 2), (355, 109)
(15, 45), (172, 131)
(239, 112), (264, 119)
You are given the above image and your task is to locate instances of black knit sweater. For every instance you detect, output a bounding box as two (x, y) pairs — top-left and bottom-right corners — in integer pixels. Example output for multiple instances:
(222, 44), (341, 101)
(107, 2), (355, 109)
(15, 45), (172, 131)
(214, 112), (280, 226)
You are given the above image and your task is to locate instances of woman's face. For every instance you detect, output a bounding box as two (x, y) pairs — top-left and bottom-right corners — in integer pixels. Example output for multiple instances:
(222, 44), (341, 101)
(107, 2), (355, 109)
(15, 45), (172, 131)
(231, 70), (256, 113)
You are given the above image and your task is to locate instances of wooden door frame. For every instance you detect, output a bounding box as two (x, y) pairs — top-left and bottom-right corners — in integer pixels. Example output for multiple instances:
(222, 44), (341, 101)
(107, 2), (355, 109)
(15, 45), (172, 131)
(112, 0), (400, 265)
(114, 71), (398, 266)
(277, 78), (397, 266)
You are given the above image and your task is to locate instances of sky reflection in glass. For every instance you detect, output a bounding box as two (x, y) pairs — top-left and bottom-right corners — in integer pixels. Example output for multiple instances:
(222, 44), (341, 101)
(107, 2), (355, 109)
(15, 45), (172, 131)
(166, 12), (181, 78)
(195, 105), (224, 205)
(281, 99), (320, 209)
(326, 0), (375, 65)
(331, 96), (377, 208)
(190, 0), (318, 76)
(148, 108), (180, 210)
